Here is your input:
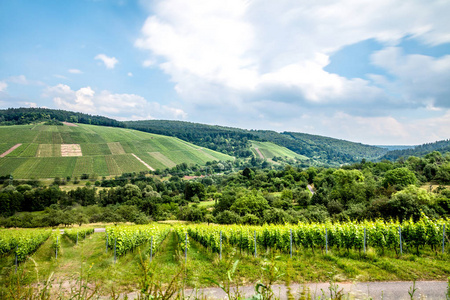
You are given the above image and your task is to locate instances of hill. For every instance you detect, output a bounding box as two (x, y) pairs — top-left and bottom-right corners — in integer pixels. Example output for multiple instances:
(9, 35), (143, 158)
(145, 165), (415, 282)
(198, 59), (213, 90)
(379, 139), (450, 161)
(124, 120), (388, 165)
(250, 140), (308, 162)
(0, 123), (233, 179)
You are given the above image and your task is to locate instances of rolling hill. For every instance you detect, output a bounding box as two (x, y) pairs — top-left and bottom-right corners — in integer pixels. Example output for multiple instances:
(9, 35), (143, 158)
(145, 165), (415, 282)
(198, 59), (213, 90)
(250, 141), (308, 162)
(0, 123), (234, 179)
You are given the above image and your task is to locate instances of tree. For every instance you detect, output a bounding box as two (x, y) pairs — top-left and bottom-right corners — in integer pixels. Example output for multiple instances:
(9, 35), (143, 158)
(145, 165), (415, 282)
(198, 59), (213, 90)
(382, 167), (417, 188)
(230, 190), (269, 218)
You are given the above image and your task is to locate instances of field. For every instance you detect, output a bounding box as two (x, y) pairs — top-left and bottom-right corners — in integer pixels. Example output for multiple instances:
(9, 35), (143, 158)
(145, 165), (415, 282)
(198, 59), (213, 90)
(0, 124), (234, 179)
(1, 222), (449, 298)
(250, 141), (308, 161)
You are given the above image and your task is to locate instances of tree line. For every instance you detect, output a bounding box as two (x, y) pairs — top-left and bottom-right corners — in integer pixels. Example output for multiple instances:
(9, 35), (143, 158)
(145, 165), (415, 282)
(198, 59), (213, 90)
(1, 151), (449, 228)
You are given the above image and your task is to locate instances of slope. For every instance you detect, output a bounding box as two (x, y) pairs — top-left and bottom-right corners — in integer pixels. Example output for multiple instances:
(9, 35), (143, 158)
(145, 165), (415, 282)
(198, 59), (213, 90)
(0, 123), (234, 179)
(380, 139), (450, 161)
(124, 120), (388, 165)
(250, 141), (308, 162)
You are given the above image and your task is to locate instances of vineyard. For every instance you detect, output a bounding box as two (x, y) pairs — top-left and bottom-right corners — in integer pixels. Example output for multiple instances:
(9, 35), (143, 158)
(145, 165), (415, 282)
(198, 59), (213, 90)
(0, 123), (234, 179)
(1, 219), (449, 297)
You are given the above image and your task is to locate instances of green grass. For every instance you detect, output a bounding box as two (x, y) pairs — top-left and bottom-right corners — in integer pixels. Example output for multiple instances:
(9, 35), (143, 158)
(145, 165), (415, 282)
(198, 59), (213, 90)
(251, 141), (308, 161)
(0, 123), (234, 178)
(1, 228), (449, 298)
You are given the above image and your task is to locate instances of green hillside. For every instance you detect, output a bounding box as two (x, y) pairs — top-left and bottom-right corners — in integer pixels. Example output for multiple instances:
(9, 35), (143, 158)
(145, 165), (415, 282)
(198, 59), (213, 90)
(0, 123), (234, 179)
(250, 141), (308, 162)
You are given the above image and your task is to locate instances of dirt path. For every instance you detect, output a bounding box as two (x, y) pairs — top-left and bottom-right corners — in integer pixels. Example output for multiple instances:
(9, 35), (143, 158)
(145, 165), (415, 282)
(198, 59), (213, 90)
(131, 153), (155, 171)
(0, 143), (22, 157)
(112, 281), (448, 300)
(182, 281), (448, 300)
(307, 184), (315, 195)
(254, 147), (264, 159)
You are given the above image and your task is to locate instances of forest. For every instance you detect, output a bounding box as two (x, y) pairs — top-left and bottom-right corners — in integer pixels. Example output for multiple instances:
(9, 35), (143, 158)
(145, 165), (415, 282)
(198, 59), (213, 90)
(1, 150), (449, 228)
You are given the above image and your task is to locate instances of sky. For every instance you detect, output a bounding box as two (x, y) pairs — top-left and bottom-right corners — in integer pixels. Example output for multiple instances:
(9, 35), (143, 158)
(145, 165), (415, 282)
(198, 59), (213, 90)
(1, 0), (450, 146)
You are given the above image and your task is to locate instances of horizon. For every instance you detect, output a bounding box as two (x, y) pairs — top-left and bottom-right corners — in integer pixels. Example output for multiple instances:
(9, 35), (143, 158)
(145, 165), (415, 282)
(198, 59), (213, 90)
(1, 0), (449, 145)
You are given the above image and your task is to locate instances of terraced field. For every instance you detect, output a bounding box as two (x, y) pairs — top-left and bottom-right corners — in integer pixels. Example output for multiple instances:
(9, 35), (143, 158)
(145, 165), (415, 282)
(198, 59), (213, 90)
(0, 124), (234, 179)
(250, 141), (308, 161)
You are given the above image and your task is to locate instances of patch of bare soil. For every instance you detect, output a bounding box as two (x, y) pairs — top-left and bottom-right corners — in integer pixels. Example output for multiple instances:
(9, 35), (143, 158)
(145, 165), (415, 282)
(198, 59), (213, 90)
(61, 144), (82, 157)
(62, 122), (78, 127)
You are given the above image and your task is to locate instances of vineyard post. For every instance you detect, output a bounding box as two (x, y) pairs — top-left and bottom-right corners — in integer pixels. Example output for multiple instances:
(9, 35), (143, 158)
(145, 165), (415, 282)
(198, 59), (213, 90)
(254, 231), (257, 258)
(443, 224), (446, 254)
(290, 229), (293, 258)
(150, 236), (153, 262)
(76, 232), (79, 245)
(185, 233), (188, 263)
(114, 237), (117, 264)
(56, 236), (58, 260)
(399, 226), (402, 255)
(364, 227), (366, 254)
(15, 245), (18, 274)
(105, 232), (108, 253)
(325, 228), (328, 254)
(220, 230), (222, 260)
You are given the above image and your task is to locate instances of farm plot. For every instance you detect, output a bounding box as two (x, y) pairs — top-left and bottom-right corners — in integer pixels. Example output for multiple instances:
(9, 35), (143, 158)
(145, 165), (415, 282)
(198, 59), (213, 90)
(10, 158), (41, 178)
(0, 143), (22, 157)
(60, 132), (86, 144)
(61, 144), (82, 157)
(105, 156), (121, 175)
(201, 147), (233, 161)
(37, 144), (61, 157)
(0, 157), (27, 176)
(19, 143), (39, 157)
(0, 143), (17, 156)
(164, 150), (215, 165)
(52, 132), (63, 144)
(3, 144), (27, 157)
(33, 131), (55, 144)
(148, 152), (176, 168)
(24, 157), (77, 178)
(80, 143), (111, 156)
(92, 156), (109, 176)
(0, 125), (36, 143)
(72, 157), (94, 177)
(107, 142), (125, 155)
(112, 154), (149, 173)
(135, 152), (168, 170)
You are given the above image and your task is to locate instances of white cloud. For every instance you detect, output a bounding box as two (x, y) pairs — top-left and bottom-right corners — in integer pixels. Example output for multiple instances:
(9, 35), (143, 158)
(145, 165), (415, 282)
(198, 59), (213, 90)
(135, 0), (450, 144)
(68, 69), (83, 74)
(0, 81), (7, 92)
(127, 72), (133, 77)
(7, 75), (44, 86)
(371, 47), (450, 108)
(19, 102), (38, 108)
(94, 54), (119, 69)
(44, 84), (187, 120)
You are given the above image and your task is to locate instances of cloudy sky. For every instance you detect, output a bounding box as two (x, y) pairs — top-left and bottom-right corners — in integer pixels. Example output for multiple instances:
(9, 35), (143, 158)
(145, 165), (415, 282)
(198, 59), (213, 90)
(1, 0), (449, 145)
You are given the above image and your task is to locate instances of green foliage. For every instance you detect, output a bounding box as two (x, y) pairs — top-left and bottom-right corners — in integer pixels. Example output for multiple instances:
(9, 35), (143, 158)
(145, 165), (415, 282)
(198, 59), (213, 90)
(382, 167), (417, 188)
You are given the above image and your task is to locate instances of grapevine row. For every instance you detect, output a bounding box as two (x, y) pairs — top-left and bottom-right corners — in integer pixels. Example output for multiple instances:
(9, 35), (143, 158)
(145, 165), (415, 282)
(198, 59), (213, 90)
(105, 224), (170, 257)
(184, 217), (449, 255)
(0, 228), (52, 262)
(64, 228), (95, 244)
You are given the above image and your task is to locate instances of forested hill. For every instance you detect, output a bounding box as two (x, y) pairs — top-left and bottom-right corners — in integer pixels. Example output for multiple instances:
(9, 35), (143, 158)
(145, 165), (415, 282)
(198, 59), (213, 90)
(0, 107), (124, 128)
(124, 120), (388, 165)
(380, 139), (450, 161)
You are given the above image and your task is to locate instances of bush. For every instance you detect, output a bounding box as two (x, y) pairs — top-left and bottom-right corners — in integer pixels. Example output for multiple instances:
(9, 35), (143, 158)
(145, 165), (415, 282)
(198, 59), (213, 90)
(216, 210), (241, 224)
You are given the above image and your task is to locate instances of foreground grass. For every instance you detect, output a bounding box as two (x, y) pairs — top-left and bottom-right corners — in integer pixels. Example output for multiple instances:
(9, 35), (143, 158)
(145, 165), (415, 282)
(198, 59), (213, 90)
(1, 229), (449, 297)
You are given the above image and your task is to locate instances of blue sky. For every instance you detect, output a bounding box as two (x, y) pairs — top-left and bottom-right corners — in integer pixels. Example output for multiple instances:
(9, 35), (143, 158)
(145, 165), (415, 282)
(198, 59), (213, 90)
(1, 0), (450, 145)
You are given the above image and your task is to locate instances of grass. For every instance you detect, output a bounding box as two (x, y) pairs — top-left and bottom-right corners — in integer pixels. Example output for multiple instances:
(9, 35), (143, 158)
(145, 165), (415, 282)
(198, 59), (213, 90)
(0, 123), (234, 179)
(251, 141), (308, 161)
(1, 227), (449, 293)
